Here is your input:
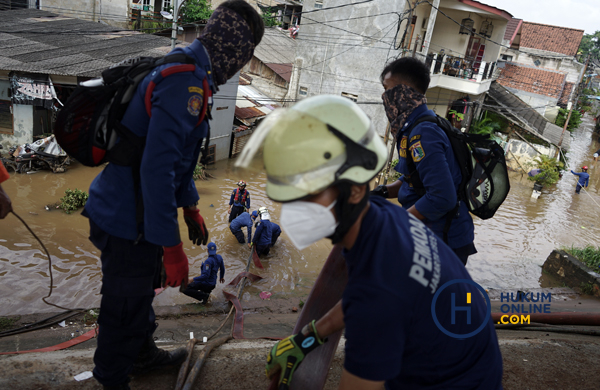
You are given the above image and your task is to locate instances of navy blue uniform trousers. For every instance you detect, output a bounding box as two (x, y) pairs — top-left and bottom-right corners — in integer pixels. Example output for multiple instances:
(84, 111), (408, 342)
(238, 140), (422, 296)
(88, 218), (162, 386)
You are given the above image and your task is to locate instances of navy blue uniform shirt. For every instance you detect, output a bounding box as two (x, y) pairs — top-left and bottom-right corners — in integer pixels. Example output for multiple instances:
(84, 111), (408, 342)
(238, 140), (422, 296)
(229, 188), (251, 209)
(230, 212), (253, 242)
(252, 219), (274, 247)
(85, 40), (212, 247)
(191, 254), (224, 287)
(571, 171), (590, 187)
(342, 196), (502, 389)
(394, 104), (474, 249)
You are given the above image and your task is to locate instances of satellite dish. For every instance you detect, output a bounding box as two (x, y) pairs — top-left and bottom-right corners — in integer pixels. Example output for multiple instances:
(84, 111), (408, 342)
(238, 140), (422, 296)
(160, 11), (173, 19)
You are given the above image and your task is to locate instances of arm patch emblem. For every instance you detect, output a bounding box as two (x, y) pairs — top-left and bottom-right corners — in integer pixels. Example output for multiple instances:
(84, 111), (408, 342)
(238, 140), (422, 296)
(399, 136), (408, 158)
(409, 141), (425, 162)
(187, 95), (202, 116)
(410, 134), (421, 143)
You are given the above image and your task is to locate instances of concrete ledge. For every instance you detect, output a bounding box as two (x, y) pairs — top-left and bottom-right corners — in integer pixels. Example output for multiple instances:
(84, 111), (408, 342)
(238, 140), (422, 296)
(542, 250), (600, 297)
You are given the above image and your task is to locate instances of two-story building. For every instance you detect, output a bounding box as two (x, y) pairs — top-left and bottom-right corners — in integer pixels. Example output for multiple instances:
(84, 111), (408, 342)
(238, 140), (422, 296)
(496, 21), (585, 122)
(291, 0), (512, 137)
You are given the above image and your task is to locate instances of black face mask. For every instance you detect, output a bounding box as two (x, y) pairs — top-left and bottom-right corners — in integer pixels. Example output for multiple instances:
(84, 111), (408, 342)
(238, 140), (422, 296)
(328, 183), (369, 245)
(382, 83), (427, 138)
(197, 7), (255, 86)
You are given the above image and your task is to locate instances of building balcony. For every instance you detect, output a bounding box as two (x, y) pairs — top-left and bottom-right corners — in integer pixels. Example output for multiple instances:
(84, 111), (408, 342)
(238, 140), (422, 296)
(424, 53), (497, 95)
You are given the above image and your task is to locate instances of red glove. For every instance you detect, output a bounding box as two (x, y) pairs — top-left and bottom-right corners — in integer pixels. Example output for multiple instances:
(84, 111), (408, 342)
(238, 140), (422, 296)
(162, 242), (189, 287)
(183, 207), (209, 246)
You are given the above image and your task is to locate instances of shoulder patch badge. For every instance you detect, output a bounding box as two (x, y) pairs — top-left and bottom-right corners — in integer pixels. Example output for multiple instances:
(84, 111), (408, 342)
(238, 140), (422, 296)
(410, 134), (421, 143)
(188, 86), (204, 95)
(399, 136), (408, 158)
(187, 95), (202, 116)
(409, 141), (425, 162)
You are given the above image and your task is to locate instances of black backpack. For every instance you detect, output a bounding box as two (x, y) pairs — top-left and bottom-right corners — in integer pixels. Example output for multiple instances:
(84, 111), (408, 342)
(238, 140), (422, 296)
(404, 115), (510, 224)
(54, 52), (214, 243)
(54, 53), (213, 167)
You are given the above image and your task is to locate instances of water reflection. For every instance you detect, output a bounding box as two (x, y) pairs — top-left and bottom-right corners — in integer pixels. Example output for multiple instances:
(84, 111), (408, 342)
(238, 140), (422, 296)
(468, 115), (600, 289)
(0, 160), (332, 316)
(1, 117), (599, 315)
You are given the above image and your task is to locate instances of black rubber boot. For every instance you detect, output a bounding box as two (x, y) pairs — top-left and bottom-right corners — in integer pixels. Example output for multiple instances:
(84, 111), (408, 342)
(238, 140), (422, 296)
(132, 334), (188, 375)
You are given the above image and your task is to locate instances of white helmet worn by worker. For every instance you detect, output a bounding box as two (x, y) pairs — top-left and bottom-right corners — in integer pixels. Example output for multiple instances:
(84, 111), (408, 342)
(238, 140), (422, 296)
(235, 95), (387, 202)
(258, 206), (271, 220)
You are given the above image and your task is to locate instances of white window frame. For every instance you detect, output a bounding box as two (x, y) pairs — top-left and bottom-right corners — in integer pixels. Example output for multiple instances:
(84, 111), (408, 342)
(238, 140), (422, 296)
(314, 0), (324, 9)
(162, 0), (172, 10)
(299, 86), (308, 96)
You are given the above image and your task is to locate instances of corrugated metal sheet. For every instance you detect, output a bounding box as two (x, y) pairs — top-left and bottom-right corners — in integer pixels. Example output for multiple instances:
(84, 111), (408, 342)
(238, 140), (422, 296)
(252, 27), (296, 65)
(0, 9), (175, 77)
(264, 63), (292, 82)
(235, 106), (266, 120)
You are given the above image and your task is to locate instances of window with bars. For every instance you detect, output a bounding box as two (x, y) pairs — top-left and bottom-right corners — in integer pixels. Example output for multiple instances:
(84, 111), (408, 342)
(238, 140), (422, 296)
(0, 100), (13, 134)
(314, 0), (324, 9)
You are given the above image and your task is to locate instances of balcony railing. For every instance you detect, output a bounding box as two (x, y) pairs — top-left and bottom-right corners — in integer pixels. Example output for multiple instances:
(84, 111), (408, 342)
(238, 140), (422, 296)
(425, 53), (496, 82)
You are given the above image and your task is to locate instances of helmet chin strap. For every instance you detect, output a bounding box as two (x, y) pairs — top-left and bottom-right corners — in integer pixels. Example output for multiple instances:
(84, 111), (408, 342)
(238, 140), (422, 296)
(328, 182), (369, 245)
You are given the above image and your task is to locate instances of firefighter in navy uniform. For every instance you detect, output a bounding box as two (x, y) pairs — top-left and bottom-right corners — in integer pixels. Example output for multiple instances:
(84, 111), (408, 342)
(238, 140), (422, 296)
(228, 180), (251, 222)
(81, 2), (264, 389)
(250, 207), (281, 256)
(182, 242), (225, 304)
(371, 57), (476, 265)
(234, 94), (503, 390)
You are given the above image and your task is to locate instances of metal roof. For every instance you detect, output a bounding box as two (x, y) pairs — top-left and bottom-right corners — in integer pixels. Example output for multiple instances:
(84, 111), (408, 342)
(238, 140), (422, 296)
(253, 27), (296, 65)
(264, 63), (292, 82)
(0, 9), (176, 77)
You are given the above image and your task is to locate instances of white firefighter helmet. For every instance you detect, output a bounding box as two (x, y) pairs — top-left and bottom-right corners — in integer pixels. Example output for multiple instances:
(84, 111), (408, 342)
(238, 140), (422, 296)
(235, 95), (387, 202)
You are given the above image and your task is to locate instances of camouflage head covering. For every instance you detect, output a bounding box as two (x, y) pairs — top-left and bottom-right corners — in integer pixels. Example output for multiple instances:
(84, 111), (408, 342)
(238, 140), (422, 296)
(382, 84), (427, 138)
(198, 6), (255, 86)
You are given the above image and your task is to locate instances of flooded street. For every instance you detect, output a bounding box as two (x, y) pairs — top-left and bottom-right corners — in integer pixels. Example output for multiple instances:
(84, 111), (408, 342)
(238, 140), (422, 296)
(1, 116), (600, 316)
(0, 159), (333, 316)
(468, 115), (600, 289)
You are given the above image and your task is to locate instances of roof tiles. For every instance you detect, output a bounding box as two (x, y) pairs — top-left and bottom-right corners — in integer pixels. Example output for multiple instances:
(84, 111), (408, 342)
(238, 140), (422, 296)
(497, 63), (566, 98)
(519, 22), (584, 57)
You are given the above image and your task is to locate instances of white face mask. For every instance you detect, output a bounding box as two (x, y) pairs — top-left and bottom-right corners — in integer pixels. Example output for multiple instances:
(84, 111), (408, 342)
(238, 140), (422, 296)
(280, 200), (338, 250)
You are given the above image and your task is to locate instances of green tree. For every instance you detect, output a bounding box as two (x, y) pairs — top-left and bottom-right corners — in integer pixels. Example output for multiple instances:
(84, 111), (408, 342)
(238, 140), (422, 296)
(578, 31), (600, 61)
(469, 117), (501, 136)
(555, 108), (582, 132)
(180, 0), (213, 24)
(527, 155), (562, 188)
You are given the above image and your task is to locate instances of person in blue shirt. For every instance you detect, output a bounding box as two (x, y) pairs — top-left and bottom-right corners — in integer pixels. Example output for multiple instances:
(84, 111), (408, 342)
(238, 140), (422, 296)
(228, 180), (251, 222)
(235, 95), (502, 389)
(571, 166), (590, 194)
(251, 207), (281, 256)
(81, 2), (264, 389)
(230, 210), (257, 243)
(371, 57), (476, 265)
(182, 242), (225, 304)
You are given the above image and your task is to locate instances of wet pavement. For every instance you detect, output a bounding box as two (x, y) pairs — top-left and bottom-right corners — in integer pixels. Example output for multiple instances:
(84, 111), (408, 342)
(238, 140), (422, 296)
(1, 116), (600, 316)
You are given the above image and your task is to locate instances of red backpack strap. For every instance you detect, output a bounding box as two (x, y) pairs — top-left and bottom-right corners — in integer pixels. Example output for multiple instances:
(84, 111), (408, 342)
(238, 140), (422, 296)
(144, 64), (211, 125)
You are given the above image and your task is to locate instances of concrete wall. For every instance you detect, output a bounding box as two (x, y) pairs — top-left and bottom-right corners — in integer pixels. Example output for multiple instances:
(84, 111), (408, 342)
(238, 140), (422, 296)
(41, 0), (130, 28)
(211, 72), (239, 162)
(504, 138), (556, 172)
(294, 0), (403, 137)
(0, 80), (34, 150)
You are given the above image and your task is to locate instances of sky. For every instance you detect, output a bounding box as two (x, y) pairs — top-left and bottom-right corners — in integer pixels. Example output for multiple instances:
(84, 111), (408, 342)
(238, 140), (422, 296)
(482, 0), (599, 34)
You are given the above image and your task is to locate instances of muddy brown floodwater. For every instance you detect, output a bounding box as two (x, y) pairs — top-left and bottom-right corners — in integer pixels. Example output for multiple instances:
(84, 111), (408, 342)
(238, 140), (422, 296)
(0, 159), (334, 316)
(1, 116), (600, 316)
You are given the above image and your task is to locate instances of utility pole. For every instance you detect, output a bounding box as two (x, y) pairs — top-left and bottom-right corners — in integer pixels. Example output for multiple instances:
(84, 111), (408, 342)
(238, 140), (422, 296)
(171, 0), (183, 50)
(557, 56), (589, 152)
